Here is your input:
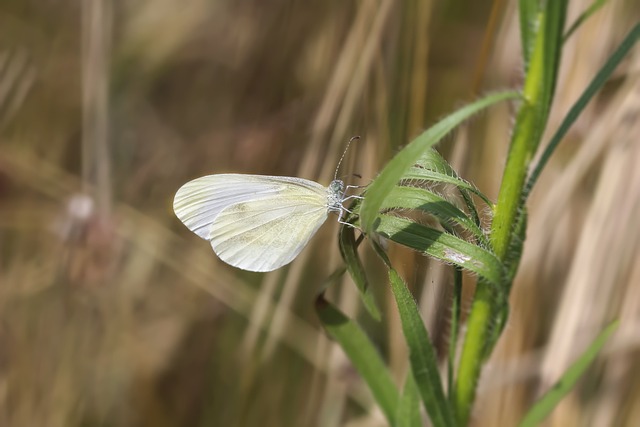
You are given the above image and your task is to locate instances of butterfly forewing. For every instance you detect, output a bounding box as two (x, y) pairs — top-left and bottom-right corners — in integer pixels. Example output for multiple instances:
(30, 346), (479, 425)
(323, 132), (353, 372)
(173, 174), (331, 272)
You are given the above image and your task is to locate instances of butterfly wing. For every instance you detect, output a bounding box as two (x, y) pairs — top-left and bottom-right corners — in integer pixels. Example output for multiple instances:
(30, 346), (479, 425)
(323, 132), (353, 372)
(173, 174), (329, 272)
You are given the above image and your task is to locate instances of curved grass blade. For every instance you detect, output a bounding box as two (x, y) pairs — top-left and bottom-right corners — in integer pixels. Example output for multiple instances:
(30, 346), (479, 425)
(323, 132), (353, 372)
(460, 189), (482, 230)
(397, 373), (422, 427)
(380, 186), (487, 246)
(412, 148), (487, 225)
(564, 0), (608, 42)
(524, 23), (640, 200)
(375, 215), (505, 288)
(402, 168), (493, 208)
(369, 243), (454, 426)
(414, 148), (492, 209)
(518, 321), (619, 427)
(315, 296), (399, 424)
(387, 267), (455, 427)
(360, 91), (520, 233)
(338, 223), (381, 320)
(414, 148), (458, 174)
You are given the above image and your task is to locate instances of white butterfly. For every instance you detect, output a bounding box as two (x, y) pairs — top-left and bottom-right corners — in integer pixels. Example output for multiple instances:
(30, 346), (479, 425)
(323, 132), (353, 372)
(173, 172), (360, 272)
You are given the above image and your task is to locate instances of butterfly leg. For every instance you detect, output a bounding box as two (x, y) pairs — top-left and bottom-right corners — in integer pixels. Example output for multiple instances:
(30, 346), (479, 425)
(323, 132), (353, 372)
(338, 219), (359, 228)
(340, 206), (355, 214)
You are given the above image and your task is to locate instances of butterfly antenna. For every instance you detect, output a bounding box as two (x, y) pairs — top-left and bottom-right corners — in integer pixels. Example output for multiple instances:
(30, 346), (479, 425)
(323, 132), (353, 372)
(334, 136), (360, 181)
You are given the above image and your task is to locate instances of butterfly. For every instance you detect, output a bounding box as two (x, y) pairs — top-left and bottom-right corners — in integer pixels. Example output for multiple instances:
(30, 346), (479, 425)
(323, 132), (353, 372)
(173, 138), (361, 272)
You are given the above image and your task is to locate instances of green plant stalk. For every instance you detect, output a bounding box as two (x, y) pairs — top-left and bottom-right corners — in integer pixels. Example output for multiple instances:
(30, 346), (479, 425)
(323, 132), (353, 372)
(454, 11), (555, 425)
(493, 13), (548, 260)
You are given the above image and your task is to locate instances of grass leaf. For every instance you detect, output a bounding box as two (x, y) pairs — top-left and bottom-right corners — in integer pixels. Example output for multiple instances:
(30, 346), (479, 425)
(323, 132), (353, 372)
(539, 0), (568, 121)
(380, 186), (488, 245)
(518, 321), (619, 427)
(397, 373), (422, 427)
(360, 91), (520, 234)
(564, 0), (608, 42)
(447, 267), (463, 402)
(315, 296), (399, 424)
(412, 148), (488, 224)
(338, 224), (382, 320)
(375, 215), (505, 288)
(387, 268), (455, 427)
(401, 168), (492, 208)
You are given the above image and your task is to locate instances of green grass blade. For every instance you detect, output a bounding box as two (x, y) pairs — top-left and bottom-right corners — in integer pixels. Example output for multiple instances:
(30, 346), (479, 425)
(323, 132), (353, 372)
(524, 23), (640, 200)
(459, 189), (482, 230)
(518, 321), (619, 427)
(315, 296), (399, 424)
(397, 373), (422, 427)
(375, 215), (504, 287)
(360, 91), (520, 233)
(388, 268), (455, 427)
(504, 208), (528, 285)
(412, 148), (492, 209)
(339, 224), (382, 320)
(447, 267), (463, 402)
(413, 148), (458, 174)
(369, 243), (454, 426)
(380, 186), (488, 245)
(519, 0), (539, 69)
(564, 0), (608, 42)
(539, 0), (568, 121)
(403, 168), (493, 207)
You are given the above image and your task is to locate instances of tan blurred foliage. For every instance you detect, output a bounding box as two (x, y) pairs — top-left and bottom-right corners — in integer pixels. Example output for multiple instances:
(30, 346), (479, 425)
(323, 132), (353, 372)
(0, 0), (638, 426)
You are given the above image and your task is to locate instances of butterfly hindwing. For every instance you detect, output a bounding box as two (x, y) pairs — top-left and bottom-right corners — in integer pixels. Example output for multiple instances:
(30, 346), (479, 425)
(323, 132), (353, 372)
(209, 196), (328, 271)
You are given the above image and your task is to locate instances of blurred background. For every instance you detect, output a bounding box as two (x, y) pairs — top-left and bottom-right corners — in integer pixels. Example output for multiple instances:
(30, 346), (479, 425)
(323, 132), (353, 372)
(0, 0), (639, 426)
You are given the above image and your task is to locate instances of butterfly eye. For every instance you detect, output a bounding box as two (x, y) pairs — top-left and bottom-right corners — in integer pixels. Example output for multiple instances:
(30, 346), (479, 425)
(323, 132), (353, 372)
(329, 180), (345, 193)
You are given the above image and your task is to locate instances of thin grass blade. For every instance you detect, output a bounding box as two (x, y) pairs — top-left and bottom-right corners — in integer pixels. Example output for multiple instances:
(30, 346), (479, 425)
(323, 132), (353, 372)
(397, 373), (422, 427)
(315, 296), (399, 424)
(338, 224), (381, 320)
(518, 321), (619, 427)
(539, 0), (568, 121)
(387, 267), (455, 427)
(447, 266), (463, 402)
(412, 148), (488, 223)
(564, 0), (608, 42)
